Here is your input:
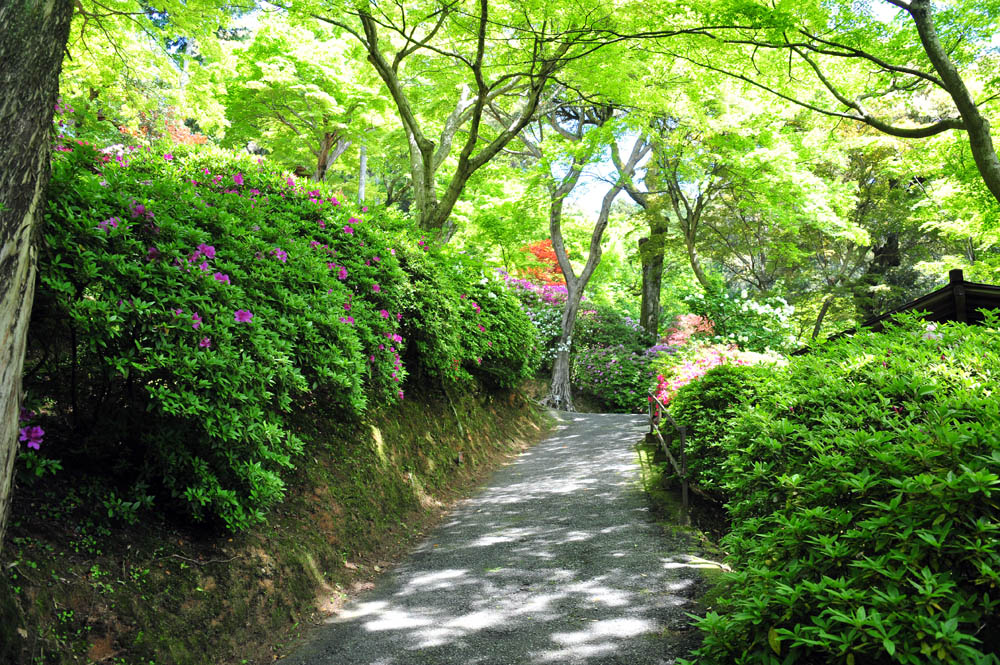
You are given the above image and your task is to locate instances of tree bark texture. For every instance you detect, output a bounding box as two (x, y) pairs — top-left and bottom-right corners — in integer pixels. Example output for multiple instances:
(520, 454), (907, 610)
(357, 143), (367, 205)
(0, 0), (74, 555)
(638, 235), (665, 337)
(902, 0), (1000, 205)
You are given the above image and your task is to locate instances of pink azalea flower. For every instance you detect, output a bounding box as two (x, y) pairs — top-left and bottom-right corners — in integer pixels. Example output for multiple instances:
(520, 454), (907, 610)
(372, 283), (381, 293)
(214, 272), (230, 284)
(199, 337), (212, 349)
(234, 172), (244, 186)
(234, 309), (253, 323)
(191, 312), (202, 329)
(163, 153), (173, 161)
(380, 309), (389, 319)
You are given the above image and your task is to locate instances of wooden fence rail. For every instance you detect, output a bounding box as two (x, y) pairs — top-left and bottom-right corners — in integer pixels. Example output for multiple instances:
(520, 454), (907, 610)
(646, 391), (689, 523)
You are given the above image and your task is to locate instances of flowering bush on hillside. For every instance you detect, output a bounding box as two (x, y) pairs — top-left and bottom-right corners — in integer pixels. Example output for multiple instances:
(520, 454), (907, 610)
(24, 140), (537, 531)
(684, 289), (798, 353)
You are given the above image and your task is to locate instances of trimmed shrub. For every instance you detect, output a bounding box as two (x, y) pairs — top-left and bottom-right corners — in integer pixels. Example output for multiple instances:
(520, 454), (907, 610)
(687, 315), (1000, 665)
(667, 363), (773, 498)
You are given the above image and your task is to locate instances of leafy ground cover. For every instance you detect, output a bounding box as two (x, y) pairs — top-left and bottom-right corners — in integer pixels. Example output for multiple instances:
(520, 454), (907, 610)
(665, 315), (1000, 665)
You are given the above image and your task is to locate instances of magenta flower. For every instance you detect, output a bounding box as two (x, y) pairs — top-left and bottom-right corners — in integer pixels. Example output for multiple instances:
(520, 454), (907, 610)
(173, 308), (184, 316)
(164, 153), (174, 161)
(198, 261), (210, 272)
(343, 225), (354, 235)
(19, 425), (44, 450)
(234, 172), (244, 186)
(214, 272), (230, 284)
(397, 390), (404, 400)
(380, 309), (389, 319)
(234, 309), (253, 323)
(372, 283), (381, 293)
(344, 303), (351, 311)
(199, 337), (212, 349)
(390, 248), (396, 256)
(191, 312), (203, 329)
(197, 243), (216, 259)
(147, 246), (160, 261)
(338, 267), (347, 280)
(97, 217), (118, 233)
(271, 247), (288, 263)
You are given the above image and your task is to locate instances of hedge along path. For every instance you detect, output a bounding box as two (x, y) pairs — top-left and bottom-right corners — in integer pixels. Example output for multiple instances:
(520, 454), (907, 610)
(279, 412), (721, 665)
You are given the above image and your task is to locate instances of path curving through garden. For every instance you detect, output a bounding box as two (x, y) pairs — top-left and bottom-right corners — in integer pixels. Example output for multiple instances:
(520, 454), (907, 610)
(278, 412), (715, 665)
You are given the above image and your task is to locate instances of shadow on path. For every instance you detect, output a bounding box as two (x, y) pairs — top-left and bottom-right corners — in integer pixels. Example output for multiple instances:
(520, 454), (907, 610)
(279, 412), (718, 665)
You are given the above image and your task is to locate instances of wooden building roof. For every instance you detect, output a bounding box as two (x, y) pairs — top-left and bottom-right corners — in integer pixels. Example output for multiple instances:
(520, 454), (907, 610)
(795, 269), (1000, 354)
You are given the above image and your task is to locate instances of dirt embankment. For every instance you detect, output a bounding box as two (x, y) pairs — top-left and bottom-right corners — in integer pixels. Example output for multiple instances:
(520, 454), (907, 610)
(1, 388), (550, 665)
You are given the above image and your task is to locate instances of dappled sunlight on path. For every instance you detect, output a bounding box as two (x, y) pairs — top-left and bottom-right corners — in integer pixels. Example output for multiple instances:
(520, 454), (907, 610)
(279, 413), (715, 665)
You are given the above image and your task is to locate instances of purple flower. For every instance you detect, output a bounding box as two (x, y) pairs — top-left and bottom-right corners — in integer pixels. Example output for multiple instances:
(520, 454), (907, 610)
(380, 309), (389, 319)
(338, 267), (348, 280)
(197, 244), (216, 259)
(234, 309), (253, 323)
(372, 283), (381, 293)
(199, 337), (212, 348)
(271, 247), (288, 263)
(198, 261), (210, 272)
(97, 217), (119, 233)
(164, 153), (173, 161)
(234, 172), (244, 186)
(19, 425), (44, 450)
(343, 225), (354, 235)
(191, 312), (202, 329)
(19, 407), (35, 423)
(147, 246), (160, 261)
(214, 272), (230, 284)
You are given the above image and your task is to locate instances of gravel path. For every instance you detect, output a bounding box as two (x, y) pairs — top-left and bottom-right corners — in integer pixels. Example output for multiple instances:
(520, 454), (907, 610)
(278, 412), (710, 665)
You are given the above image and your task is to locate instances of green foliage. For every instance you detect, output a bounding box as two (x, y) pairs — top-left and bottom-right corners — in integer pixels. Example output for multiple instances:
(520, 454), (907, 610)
(687, 314), (1000, 665)
(573, 303), (654, 354)
(667, 363), (772, 497)
(568, 303), (660, 412)
(25, 140), (536, 531)
(571, 344), (664, 413)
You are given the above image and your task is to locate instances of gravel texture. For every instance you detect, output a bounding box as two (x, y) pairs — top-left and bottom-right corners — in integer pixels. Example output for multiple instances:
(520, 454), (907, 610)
(278, 411), (710, 665)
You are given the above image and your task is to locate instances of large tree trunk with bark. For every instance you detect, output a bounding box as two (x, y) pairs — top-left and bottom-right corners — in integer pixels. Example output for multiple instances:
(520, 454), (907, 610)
(637, 215), (668, 336)
(639, 238), (664, 337)
(313, 131), (350, 182)
(547, 284), (582, 411)
(0, 0), (74, 555)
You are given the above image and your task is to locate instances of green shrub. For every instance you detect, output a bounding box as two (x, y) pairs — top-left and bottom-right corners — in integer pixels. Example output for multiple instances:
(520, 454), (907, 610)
(25, 140), (537, 531)
(574, 302), (654, 354)
(571, 345), (666, 413)
(667, 363), (773, 498)
(688, 315), (1000, 665)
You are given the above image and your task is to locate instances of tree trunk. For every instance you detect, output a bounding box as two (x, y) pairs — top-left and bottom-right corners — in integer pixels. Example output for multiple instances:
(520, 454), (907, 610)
(638, 216), (667, 337)
(313, 132), (350, 182)
(547, 284), (582, 411)
(811, 296), (835, 340)
(686, 237), (712, 290)
(0, 0), (74, 555)
(357, 143), (367, 206)
(906, 0), (1000, 205)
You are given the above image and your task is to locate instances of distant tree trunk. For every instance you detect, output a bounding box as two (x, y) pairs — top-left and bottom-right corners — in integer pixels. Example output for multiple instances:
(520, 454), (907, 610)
(357, 143), (367, 206)
(0, 0), (74, 555)
(313, 131), (350, 182)
(637, 218), (667, 337)
(812, 296), (835, 339)
(546, 185), (623, 411)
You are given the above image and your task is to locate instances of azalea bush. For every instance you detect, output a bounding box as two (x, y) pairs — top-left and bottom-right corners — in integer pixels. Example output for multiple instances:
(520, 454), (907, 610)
(684, 288), (798, 353)
(573, 303), (654, 354)
(24, 140), (537, 530)
(571, 344), (673, 413)
(499, 270), (567, 369)
(687, 315), (1000, 665)
(665, 363), (773, 498)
